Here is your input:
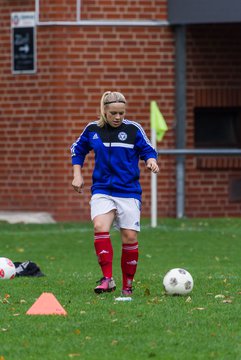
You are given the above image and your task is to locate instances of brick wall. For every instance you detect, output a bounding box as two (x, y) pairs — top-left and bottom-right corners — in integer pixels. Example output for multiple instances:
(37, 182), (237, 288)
(186, 24), (241, 217)
(0, 0), (175, 221)
(39, 0), (167, 21)
(0, 1), (240, 221)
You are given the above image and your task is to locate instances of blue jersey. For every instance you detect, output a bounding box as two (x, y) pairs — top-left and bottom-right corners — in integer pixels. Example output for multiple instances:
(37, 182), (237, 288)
(71, 119), (157, 201)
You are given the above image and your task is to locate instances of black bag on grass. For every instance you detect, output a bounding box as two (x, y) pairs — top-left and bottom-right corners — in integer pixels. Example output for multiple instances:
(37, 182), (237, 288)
(14, 261), (45, 277)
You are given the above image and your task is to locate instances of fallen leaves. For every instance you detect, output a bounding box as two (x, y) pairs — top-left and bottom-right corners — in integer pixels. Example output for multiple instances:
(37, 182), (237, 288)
(215, 294), (233, 304)
(144, 288), (151, 296)
(109, 309), (116, 316)
(68, 354), (80, 358)
(111, 339), (118, 346)
(215, 294), (225, 299)
(0, 294), (10, 304)
(147, 297), (163, 304)
(16, 247), (25, 253)
(222, 299), (233, 304)
(45, 255), (55, 261)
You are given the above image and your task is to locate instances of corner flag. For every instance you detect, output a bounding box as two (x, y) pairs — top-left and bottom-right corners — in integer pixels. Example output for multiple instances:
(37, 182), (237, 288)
(150, 101), (168, 142)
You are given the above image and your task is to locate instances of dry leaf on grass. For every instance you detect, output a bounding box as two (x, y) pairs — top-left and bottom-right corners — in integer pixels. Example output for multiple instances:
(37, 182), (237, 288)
(0, 298), (9, 304)
(144, 288), (151, 296)
(222, 299), (233, 304)
(215, 294), (225, 299)
(16, 248), (25, 253)
(109, 309), (116, 316)
(68, 354), (80, 358)
(111, 339), (118, 345)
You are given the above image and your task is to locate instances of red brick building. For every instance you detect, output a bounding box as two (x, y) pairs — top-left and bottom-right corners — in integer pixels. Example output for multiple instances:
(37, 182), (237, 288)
(0, 0), (241, 221)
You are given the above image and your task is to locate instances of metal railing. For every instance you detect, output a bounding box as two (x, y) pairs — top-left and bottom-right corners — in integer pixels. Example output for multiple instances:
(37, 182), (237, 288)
(152, 148), (241, 223)
(158, 149), (241, 156)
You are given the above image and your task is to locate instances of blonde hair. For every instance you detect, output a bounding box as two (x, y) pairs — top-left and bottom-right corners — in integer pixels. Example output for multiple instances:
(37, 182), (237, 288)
(98, 91), (126, 127)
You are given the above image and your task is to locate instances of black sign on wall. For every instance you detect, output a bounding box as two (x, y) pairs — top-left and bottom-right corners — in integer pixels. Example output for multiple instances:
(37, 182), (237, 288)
(12, 27), (36, 73)
(11, 12), (36, 74)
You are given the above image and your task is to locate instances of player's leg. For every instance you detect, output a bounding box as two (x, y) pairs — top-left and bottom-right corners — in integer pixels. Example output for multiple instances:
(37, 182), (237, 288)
(90, 195), (116, 293)
(120, 229), (139, 295)
(115, 197), (141, 296)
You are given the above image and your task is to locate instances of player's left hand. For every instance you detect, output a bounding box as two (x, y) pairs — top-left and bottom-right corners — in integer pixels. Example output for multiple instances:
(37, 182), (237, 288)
(146, 158), (159, 173)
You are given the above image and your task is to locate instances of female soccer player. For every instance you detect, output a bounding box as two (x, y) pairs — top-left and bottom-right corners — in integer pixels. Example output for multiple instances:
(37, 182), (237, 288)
(71, 91), (159, 296)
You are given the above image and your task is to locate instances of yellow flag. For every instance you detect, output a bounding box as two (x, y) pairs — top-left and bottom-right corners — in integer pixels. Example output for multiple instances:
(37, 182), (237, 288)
(150, 101), (168, 142)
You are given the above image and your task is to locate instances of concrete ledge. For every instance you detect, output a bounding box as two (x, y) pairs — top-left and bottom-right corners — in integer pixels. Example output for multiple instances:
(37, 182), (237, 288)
(0, 211), (56, 224)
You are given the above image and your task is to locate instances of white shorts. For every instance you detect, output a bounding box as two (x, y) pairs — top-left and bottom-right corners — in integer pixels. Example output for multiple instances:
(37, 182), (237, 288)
(90, 194), (141, 232)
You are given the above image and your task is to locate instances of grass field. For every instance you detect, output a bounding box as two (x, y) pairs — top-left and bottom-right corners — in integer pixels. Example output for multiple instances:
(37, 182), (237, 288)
(0, 218), (241, 360)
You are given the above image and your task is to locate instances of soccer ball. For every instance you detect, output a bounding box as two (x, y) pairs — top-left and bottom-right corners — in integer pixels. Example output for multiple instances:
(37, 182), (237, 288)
(163, 268), (194, 295)
(0, 257), (16, 280)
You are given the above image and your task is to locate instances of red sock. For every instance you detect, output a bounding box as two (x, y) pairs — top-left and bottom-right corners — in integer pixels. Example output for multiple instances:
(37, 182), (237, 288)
(121, 242), (139, 290)
(94, 232), (113, 279)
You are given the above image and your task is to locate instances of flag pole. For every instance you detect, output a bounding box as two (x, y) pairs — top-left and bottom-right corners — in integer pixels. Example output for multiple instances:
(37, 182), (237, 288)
(150, 100), (168, 227)
(151, 126), (157, 228)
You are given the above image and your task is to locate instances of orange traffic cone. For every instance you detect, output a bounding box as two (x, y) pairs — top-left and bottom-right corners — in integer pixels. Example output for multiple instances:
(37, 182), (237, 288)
(26, 292), (67, 316)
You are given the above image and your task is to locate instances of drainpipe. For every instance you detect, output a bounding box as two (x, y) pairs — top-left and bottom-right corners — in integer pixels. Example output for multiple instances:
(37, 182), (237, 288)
(175, 25), (186, 218)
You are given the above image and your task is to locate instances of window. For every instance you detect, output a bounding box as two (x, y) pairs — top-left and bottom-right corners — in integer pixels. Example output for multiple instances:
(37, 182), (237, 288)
(194, 107), (241, 148)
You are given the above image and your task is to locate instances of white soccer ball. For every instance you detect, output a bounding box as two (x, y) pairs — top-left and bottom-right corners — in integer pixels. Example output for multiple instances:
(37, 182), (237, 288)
(0, 257), (16, 280)
(163, 268), (194, 295)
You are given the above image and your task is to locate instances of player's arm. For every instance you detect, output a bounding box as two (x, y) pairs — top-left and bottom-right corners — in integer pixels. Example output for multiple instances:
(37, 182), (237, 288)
(70, 126), (92, 194)
(72, 164), (84, 193)
(135, 127), (159, 173)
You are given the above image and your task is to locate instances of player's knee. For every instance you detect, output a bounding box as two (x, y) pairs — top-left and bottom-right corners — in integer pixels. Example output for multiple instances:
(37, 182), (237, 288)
(122, 231), (137, 244)
(93, 218), (110, 232)
(94, 222), (105, 232)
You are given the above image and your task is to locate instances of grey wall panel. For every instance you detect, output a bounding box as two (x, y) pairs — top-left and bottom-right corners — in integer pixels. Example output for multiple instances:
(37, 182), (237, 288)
(168, 0), (241, 24)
